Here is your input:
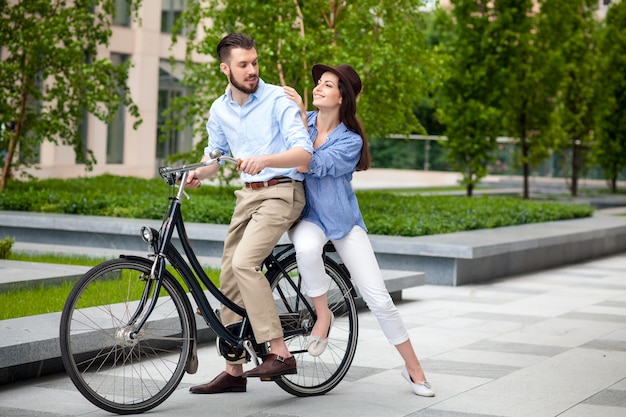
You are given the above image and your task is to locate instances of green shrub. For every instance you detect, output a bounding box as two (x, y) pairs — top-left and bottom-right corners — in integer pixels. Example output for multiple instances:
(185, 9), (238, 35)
(0, 175), (594, 237)
(0, 237), (15, 259)
(356, 192), (593, 236)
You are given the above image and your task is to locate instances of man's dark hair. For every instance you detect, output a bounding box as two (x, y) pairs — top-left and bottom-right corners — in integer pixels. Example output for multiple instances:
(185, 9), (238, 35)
(216, 33), (256, 63)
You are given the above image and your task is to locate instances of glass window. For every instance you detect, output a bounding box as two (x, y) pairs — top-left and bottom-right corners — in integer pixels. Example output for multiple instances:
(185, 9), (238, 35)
(107, 53), (128, 164)
(161, 0), (186, 35)
(75, 50), (93, 165)
(76, 109), (89, 164)
(156, 59), (192, 163)
(113, 0), (131, 27)
(19, 69), (43, 165)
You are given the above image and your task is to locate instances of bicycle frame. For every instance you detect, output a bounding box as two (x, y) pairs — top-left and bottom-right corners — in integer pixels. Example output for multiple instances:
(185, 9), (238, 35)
(127, 156), (316, 362)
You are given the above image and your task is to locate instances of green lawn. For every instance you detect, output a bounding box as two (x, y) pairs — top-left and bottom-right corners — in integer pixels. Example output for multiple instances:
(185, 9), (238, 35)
(0, 252), (220, 320)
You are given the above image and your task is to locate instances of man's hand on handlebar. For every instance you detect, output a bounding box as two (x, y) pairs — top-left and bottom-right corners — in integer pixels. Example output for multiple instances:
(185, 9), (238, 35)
(237, 156), (267, 176)
(185, 171), (202, 189)
(184, 156), (221, 188)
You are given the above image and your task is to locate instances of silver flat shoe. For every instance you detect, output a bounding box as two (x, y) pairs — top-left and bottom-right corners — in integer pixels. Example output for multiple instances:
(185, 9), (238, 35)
(402, 366), (435, 397)
(307, 312), (334, 356)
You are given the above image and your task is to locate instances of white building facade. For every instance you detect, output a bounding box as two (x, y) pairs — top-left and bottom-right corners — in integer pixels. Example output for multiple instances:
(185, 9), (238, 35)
(23, 0), (204, 180)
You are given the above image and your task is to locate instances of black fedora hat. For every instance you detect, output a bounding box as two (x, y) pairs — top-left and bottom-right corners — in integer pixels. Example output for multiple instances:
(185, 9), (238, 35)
(312, 64), (362, 102)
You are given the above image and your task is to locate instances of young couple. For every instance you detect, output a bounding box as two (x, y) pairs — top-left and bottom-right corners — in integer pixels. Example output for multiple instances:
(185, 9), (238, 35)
(186, 33), (435, 398)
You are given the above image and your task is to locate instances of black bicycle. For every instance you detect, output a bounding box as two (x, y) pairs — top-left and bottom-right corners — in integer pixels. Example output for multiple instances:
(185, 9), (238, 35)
(58, 151), (359, 415)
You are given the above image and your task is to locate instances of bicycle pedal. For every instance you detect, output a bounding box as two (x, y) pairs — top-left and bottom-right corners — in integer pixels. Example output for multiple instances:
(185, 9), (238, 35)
(260, 376), (277, 382)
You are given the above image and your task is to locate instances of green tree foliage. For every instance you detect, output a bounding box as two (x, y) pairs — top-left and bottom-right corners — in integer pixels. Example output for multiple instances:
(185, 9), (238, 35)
(541, 0), (599, 196)
(594, 1), (626, 192)
(437, 1), (502, 196)
(492, 0), (558, 199)
(0, 0), (142, 190)
(434, 1), (609, 198)
(165, 0), (430, 153)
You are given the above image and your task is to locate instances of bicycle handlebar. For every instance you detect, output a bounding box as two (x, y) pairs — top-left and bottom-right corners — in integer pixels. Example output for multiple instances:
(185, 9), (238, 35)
(158, 150), (239, 185)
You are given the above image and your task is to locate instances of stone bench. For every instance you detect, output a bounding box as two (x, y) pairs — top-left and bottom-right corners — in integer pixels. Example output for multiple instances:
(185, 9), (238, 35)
(2, 209), (626, 286)
(369, 209), (626, 285)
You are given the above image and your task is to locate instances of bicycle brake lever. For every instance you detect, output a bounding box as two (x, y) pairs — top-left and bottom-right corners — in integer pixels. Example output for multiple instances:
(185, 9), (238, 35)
(174, 184), (190, 200)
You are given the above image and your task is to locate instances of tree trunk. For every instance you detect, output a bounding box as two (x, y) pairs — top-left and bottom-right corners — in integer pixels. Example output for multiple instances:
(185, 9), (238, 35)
(0, 132), (17, 190)
(571, 140), (579, 197)
(521, 139), (530, 199)
(611, 176), (617, 193)
(3, 63), (30, 190)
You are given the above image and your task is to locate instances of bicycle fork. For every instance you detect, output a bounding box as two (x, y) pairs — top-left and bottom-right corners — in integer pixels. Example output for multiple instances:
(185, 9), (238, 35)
(124, 255), (167, 341)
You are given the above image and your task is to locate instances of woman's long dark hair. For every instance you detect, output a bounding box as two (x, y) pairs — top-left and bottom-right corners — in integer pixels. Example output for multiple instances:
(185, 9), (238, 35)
(338, 80), (371, 171)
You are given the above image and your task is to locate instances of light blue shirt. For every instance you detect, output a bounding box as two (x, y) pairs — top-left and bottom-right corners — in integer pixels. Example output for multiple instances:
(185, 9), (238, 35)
(204, 78), (313, 182)
(300, 112), (368, 240)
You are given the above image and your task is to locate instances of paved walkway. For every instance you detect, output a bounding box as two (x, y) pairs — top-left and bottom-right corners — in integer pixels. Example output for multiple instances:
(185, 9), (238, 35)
(350, 169), (625, 193)
(1, 252), (626, 417)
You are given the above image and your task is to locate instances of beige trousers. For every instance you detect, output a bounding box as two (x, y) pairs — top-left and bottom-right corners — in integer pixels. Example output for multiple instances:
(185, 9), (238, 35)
(219, 181), (305, 345)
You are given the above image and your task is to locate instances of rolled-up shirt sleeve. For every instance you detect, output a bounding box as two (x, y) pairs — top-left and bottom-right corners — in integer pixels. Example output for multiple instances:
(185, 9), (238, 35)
(308, 132), (361, 178)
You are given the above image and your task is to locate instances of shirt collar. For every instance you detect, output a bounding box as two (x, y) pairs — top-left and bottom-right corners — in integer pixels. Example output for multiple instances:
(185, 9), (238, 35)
(308, 113), (348, 138)
(223, 78), (266, 102)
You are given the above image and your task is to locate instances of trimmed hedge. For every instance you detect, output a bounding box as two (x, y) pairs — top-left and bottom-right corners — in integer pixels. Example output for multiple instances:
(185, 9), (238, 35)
(358, 192), (592, 236)
(1, 174), (594, 237)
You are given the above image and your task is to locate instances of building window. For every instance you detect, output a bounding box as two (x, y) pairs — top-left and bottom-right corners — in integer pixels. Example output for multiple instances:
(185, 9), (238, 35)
(76, 109), (89, 164)
(156, 59), (191, 163)
(76, 49), (93, 165)
(113, 0), (131, 27)
(107, 53), (128, 164)
(20, 69), (43, 165)
(161, 0), (186, 35)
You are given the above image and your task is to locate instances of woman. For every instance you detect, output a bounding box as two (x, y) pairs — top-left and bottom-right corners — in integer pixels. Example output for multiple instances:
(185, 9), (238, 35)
(284, 64), (435, 397)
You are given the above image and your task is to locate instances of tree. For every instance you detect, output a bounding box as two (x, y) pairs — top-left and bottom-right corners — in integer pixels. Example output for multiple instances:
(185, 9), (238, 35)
(166, 0), (431, 154)
(0, 0), (142, 190)
(541, 0), (599, 196)
(594, 1), (626, 192)
(437, 0), (502, 197)
(494, 0), (557, 199)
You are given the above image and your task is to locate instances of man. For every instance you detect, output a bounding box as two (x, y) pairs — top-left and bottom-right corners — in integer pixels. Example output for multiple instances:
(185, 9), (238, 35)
(185, 33), (313, 394)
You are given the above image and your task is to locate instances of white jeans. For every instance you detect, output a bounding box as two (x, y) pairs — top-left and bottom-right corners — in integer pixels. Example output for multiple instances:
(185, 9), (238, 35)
(289, 220), (409, 345)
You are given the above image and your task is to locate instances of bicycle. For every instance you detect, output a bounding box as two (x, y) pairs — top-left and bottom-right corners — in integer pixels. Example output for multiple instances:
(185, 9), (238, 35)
(59, 151), (359, 415)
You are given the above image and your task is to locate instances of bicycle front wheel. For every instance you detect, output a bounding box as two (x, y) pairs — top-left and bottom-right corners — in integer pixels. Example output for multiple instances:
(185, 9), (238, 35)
(267, 254), (358, 396)
(59, 258), (193, 415)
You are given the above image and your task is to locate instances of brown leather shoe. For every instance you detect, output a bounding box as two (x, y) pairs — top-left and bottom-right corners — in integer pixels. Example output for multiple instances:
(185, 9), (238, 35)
(189, 371), (246, 394)
(242, 354), (297, 379)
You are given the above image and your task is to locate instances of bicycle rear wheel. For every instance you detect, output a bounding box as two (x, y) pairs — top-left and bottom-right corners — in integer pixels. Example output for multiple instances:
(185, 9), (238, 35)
(59, 258), (194, 415)
(266, 254), (358, 396)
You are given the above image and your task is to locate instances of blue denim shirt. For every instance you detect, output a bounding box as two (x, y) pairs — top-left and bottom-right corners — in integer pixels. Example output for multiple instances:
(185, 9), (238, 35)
(300, 112), (368, 240)
(204, 79), (313, 182)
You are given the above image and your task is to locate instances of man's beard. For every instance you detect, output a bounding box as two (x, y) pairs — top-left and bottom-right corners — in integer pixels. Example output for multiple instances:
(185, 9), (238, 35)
(230, 73), (259, 94)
